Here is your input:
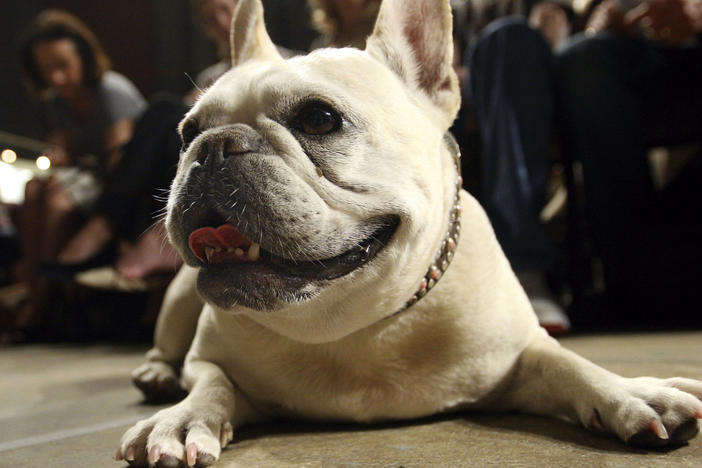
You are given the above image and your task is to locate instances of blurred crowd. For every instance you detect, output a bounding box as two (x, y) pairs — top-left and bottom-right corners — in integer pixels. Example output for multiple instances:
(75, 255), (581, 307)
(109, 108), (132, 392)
(0, 0), (700, 343)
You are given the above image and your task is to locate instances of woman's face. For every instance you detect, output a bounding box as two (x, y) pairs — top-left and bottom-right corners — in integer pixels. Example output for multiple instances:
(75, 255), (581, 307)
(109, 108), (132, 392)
(198, 0), (238, 54)
(32, 38), (84, 100)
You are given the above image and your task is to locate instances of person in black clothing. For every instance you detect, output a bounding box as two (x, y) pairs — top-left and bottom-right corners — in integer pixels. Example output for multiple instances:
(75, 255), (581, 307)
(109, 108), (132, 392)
(53, 95), (186, 281)
(555, 0), (702, 316)
(466, 0), (702, 331)
(464, 0), (575, 333)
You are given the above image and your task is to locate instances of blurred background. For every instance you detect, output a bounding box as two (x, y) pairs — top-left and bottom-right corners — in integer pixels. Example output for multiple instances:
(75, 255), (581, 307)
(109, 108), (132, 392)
(0, 0), (700, 344)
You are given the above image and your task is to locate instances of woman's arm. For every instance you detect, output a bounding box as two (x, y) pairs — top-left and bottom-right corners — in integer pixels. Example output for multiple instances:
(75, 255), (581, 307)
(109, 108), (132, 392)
(44, 130), (72, 167)
(586, 0), (700, 44)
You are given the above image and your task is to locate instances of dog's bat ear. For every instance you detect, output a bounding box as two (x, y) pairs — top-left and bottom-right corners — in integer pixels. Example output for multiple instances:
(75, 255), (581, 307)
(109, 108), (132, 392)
(230, 0), (282, 67)
(365, 0), (460, 124)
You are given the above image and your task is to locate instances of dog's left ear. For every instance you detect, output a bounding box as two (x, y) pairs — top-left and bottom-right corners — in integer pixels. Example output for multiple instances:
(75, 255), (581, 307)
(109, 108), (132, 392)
(366, 0), (460, 124)
(230, 0), (282, 67)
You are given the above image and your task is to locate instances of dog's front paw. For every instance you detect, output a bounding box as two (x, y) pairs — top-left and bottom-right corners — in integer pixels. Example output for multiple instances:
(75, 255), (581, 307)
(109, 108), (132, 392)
(116, 404), (233, 467)
(589, 377), (702, 447)
(132, 361), (186, 403)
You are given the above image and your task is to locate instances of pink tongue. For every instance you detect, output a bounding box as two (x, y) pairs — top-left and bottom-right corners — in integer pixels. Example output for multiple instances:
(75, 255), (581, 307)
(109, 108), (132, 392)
(188, 224), (252, 261)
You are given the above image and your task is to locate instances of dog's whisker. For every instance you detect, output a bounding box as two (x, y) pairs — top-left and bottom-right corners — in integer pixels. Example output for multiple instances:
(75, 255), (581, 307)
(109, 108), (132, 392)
(184, 72), (202, 94)
(182, 199), (199, 215)
(150, 211), (168, 221)
(369, 235), (386, 247)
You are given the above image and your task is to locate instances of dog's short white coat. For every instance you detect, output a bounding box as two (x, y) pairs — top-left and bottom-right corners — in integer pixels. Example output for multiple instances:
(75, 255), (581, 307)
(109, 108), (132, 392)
(121, 0), (702, 465)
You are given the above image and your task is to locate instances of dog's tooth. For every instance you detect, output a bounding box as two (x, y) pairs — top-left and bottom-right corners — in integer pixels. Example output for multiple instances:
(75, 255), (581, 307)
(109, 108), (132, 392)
(235, 248), (244, 256)
(205, 247), (215, 262)
(227, 247), (235, 253)
(248, 243), (260, 261)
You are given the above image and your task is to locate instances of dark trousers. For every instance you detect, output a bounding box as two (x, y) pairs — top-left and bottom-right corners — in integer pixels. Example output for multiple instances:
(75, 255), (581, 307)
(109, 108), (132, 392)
(468, 17), (556, 271)
(97, 95), (187, 241)
(555, 33), (702, 290)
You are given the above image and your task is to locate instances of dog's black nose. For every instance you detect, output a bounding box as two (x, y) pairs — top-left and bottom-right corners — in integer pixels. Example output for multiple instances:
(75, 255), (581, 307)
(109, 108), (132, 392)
(196, 124), (263, 165)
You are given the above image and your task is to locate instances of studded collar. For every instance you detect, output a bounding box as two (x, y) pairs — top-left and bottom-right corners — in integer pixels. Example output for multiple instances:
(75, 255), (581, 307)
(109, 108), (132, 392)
(390, 132), (463, 318)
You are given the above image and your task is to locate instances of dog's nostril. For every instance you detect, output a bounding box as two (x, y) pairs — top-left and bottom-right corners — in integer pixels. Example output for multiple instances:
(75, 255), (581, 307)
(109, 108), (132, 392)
(194, 127), (263, 164)
(196, 138), (253, 164)
(196, 148), (208, 164)
(223, 138), (255, 159)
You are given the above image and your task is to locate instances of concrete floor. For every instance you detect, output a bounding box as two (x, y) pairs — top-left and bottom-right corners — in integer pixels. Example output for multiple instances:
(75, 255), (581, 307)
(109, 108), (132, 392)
(1, 331), (701, 467)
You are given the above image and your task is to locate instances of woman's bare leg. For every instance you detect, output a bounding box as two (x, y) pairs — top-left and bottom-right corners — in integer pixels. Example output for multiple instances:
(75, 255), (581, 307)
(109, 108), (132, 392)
(13, 178), (46, 282)
(58, 215), (113, 264)
(40, 178), (82, 261)
(14, 179), (80, 329)
(116, 220), (182, 281)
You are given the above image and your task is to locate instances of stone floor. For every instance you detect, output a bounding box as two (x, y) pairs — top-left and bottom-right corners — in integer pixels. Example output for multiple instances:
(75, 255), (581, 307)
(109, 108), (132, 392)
(1, 331), (701, 467)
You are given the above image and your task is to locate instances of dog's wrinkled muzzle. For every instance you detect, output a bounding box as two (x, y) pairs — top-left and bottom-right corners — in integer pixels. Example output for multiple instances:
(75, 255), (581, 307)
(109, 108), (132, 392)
(194, 124), (265, 168)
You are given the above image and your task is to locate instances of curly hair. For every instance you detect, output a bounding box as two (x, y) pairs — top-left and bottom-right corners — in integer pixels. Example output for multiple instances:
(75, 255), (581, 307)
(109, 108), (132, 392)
(19, 9), (111, 96)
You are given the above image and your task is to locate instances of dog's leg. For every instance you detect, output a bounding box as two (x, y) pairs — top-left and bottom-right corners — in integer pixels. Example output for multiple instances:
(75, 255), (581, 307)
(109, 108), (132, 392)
(119, 359), (260, 467)
(499, 332), (702, 447)
(132, 265), (203, 401)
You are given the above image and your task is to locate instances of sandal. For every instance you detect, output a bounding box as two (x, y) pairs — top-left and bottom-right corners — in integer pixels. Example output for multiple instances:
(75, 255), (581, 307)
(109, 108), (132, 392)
(75, 266), (173, 292)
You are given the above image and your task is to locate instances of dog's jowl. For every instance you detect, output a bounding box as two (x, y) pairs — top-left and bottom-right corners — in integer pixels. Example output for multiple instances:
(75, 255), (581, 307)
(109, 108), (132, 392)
(118, 0), (702, 466)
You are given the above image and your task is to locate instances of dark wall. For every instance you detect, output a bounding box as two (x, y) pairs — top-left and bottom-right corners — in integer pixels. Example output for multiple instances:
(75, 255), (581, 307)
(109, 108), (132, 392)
(0, 0), (44, 142)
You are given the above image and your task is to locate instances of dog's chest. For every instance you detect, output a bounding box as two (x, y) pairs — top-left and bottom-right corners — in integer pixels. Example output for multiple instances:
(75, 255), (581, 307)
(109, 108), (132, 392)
(198, 311), (484, 422)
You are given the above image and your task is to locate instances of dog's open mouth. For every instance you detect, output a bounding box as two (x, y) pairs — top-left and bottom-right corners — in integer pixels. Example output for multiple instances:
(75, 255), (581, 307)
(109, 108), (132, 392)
(189, 224), (261, 264)
(187, 219), (398, 282)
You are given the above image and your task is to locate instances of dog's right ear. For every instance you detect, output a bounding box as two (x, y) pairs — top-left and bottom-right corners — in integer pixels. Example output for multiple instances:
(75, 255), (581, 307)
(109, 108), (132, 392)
(230, 0), (282, 66)
(365, 0), (460, 125)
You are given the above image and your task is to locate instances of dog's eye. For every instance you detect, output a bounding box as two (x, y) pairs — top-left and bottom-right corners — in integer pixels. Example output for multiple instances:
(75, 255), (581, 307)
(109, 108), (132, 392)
(296, 103), (341, 135)
(181, 119), (200, 151)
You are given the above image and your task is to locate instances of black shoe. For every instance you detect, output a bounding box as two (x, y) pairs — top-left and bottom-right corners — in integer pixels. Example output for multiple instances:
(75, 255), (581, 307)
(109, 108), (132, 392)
(1, 325), (49, 345)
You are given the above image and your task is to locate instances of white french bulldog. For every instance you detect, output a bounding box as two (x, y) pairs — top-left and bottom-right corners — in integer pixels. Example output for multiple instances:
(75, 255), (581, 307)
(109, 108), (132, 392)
(118, 0), (702, 466)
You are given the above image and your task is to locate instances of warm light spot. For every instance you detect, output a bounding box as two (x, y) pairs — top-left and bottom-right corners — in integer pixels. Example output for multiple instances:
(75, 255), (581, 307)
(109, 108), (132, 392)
(36, 155), (51, 170)
(1, 149), (17, 164)
(573, 0), (590, 14)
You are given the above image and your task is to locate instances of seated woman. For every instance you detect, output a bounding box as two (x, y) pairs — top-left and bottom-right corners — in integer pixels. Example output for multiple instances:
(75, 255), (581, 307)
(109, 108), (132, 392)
(54, 0), (243, 288)
(5, 9), (145, 338)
